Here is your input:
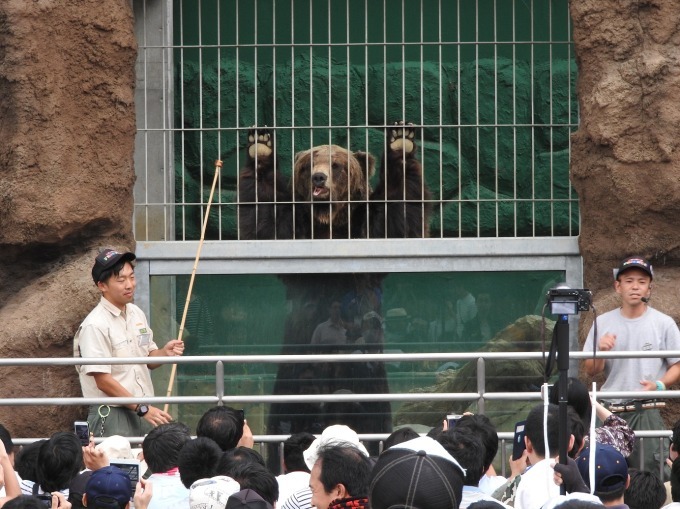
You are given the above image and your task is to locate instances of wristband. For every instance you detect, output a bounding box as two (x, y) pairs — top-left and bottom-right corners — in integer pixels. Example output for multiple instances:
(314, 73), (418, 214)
(656, 380), (666, 391)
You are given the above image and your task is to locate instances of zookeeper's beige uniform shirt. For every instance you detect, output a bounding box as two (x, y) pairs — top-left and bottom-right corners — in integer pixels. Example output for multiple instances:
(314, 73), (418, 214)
(74, 296), (158, 403)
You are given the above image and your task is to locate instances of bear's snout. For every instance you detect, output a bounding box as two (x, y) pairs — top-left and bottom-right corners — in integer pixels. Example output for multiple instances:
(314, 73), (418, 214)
(312, 172), (327, 187)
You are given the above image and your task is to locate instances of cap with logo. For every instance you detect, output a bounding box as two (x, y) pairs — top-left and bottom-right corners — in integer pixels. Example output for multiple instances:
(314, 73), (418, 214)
(92, 249), (136, 284)
(614, 256), (653, 281)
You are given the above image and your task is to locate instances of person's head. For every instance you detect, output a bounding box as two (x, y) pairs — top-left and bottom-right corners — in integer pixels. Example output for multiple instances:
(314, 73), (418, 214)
(189, 476), (241, 509)
(226, 489), (274, 509)
(576, 443), (629, 503)
(624, 469), (665, 509)
(219, 446), (266, 475)
(303, 424), (369, 471)
(3, 497), (59, 509)
(36, 432), (83, 493)
(383, 427), (420, 451)
(614, 256), (653, 306)
(224, 461), (278, 507)
(370, 436), (466, 509)
(91, 249), (137, 308)
(69, 470), (93, 509)
(283, 432), (316, 473)
(196, 406), (245, 451)
(142, 422), (191, 474)
(83, 466), (132, 509)
(549, 378), (592, 428)
(15, 440), (46, 482)
(0, 423), (15, 465)
(310, 444), (372, 509)
(437, 428), (486, 486)
(178, 437), (223, 489)
(524, 403), (570, 462)
(454, 414), (498, 472)
(96, 435), (133, 461)
(467, 502), (505, 509)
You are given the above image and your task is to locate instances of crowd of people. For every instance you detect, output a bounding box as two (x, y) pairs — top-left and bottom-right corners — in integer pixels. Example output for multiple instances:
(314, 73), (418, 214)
(0, 398), (679, 509)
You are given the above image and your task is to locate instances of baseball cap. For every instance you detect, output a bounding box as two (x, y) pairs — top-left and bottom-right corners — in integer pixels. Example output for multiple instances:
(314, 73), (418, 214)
(370, 436), (466, 509)
(576, 443), (628, 495)
(92, 249), (136, 284)
(190, 476), (241, 509)
(303, 424), (369, 470)
(614, 256), (653, 280)
(85, 466), (132, 509)
(96, 435), (133, 460)
(225, 489), (273, 509)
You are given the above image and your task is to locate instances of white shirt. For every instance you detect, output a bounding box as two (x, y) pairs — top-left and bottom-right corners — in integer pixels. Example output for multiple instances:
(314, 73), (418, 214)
(276, 471), (311, 507)
(515, 459), (559, 509)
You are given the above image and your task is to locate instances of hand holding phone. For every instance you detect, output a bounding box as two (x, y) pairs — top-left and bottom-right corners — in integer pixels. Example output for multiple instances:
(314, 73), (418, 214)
(446, 414), (462, 430)
(512, 420), (527, 461)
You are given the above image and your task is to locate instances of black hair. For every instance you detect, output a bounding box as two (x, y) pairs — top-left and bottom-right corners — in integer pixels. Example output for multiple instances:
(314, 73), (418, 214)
(426, 424), (443, 440)
(316, 444), (372, 498)
(548, 501), (605, 509)
(178, 437), (223, 488)
(525, 404), (560, 457)
(624, 469), (664, 509)
(467, 501), (506, 509)
(672, 419), (680, 451)
(219, 446), (266, 474)
(196, 406), (245, 451)
(568, 407), (586, 459)
(15, 440), (46, 482)
(283, 432), (316, 473)
(455, 415), (498, 471)
(3, 496), (54, 509)
(383, 427), (419, 451)
(142, 422), (191, 473)
(437, 428), (486, 486)
(227, 461), (279, 506)
(0, 423), (14, 456)
(97, 259), (133, 285)
(35, 432), (83, 492)
(549, 378), (592, 427)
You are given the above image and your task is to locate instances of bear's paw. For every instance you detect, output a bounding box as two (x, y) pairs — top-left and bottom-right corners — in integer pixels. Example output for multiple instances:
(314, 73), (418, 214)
(247, 127), (274, 159)
(388, 120), (416, 154)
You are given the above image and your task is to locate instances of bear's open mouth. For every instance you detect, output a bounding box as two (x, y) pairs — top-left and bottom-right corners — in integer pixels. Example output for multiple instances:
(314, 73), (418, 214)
(313, 186), (329, 199)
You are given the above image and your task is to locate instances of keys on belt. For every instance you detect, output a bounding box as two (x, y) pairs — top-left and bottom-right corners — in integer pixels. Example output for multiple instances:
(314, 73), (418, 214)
(606, 400), (666, 413)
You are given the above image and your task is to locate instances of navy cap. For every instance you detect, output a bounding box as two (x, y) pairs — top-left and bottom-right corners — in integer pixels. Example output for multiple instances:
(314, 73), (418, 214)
(614, 256), (653, 280)
(85, 466), (132, 509)
(576, 443), (628, 495)
(92, 249), (136, 284)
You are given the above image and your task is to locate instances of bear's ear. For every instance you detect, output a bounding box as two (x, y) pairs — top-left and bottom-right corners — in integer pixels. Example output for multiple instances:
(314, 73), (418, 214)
(294, 149), (312, 165)
(353, 151), (375, 178)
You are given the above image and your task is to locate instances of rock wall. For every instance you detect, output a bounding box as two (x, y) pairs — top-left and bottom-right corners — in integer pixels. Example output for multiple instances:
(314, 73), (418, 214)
(0, 1), (137, 436)
(571, 0), (680, 422)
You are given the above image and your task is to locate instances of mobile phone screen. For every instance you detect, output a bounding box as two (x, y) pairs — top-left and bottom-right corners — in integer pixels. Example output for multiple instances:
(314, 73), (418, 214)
(74, 421), (90, 446)
(110, 460), (140, 500)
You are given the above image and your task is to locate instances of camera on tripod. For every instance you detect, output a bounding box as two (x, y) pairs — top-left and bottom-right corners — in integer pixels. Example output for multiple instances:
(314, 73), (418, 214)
(546, 285), (592, 315)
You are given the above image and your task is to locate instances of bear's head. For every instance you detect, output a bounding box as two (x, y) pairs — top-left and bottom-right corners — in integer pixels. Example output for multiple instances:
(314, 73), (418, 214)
(293, 144), (375, 227)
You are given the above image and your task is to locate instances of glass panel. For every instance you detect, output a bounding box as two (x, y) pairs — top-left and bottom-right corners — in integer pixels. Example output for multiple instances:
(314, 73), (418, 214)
(149, 269), (563, 464)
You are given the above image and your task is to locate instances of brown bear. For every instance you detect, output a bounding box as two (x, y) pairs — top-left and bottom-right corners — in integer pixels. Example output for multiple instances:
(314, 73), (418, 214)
(238, 121), (431, 239)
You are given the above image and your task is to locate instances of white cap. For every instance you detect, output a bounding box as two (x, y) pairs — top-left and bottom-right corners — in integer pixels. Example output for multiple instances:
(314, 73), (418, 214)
(96, 435), (133, 460)
(303, 424), (369, 470)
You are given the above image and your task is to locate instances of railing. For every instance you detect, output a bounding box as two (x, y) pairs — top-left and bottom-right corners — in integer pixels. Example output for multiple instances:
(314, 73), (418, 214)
(2, 350), (676, 475)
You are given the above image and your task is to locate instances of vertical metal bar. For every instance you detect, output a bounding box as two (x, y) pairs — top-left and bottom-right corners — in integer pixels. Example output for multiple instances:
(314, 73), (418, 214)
(477, 357), (486, 414)
(273, 0), (278, 237)
(494, 0), (499, 236)
(475, 0), (480, 237)
(549, 0), (554, 236)
(512, 0), (517, 237)
(456, 0), (462, 238)
(235, 0), (241, 239)
(290, 0), (297, 238)
(179, 0), (187, 241)
(216, 0), (222, 239)
(437, 0), (443, 238)
(216, 360), (224, 404)
(530, 0), (536, 236)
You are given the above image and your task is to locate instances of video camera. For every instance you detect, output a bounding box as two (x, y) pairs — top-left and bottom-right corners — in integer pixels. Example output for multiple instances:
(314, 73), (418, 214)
(546, 285), (592, 315)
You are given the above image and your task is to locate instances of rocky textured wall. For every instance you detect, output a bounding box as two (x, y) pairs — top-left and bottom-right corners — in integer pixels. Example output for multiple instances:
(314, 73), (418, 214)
(0, 1), (137, 435)
(572, 0), (680, 420)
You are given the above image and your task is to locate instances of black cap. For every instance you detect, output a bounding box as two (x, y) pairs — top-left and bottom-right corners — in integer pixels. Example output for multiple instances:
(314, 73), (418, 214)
(92, 249), (136, 284)
(226, 489), (273, 509)
(614, 256), (653, 280)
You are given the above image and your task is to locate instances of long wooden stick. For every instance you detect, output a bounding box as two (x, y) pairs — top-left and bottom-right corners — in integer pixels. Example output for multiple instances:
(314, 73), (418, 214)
(163, 159), (222, 413)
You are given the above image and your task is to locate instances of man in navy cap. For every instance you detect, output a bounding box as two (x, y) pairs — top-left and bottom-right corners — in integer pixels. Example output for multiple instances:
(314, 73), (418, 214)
(74, 249), (184, 438)
(583, 255), (680, 473)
